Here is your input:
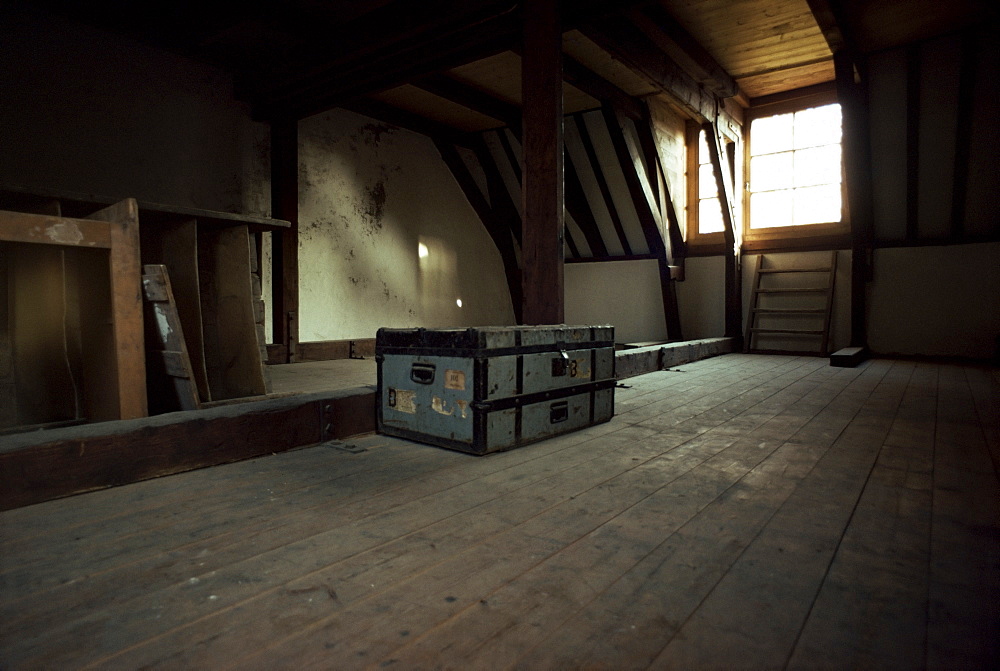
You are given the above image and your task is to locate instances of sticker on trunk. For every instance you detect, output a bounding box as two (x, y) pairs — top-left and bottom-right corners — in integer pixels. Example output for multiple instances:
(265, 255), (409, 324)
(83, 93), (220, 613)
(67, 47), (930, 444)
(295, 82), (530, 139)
(388, 388), (417, 414)
(444, 369), (466, 391)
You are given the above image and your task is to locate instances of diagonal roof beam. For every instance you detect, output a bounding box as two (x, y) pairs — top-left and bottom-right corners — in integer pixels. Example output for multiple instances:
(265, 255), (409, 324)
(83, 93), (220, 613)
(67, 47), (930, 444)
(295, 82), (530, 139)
(412, 74), (522, 128)
(581, 16), (718, 123)
(340, 98), (475, 148)
(561, 56), (645, 120)
(627, 4), (739, 99)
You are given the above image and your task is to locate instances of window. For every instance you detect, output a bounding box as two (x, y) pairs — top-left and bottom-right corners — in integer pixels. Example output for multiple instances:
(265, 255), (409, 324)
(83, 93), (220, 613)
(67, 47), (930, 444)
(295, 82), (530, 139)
(696, 129), (725, 234)
(686, 121), (738, 251)
(743, 84), (848, 249)
(748, 103), (842, 229)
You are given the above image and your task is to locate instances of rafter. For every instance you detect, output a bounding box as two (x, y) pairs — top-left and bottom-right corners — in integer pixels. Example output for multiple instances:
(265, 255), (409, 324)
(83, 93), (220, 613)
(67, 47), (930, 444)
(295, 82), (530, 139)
(581, 16), (718, 123)
(413, 74), (522, 127)
(627, 4), (739, 99)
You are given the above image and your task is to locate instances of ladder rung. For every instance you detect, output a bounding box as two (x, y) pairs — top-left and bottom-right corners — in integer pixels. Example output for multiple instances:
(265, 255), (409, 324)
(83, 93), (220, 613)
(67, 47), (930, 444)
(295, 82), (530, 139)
(751, 328), (825, 335)
(752, 308), (826, 314)
(755, 288), (827, 293)
(758, 267), (832, 274)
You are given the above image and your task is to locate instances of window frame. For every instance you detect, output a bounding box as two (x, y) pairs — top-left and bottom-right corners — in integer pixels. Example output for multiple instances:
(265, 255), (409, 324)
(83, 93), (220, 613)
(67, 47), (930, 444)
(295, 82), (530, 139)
(742, 83), (850, 252)
(685, 119), (741, 255)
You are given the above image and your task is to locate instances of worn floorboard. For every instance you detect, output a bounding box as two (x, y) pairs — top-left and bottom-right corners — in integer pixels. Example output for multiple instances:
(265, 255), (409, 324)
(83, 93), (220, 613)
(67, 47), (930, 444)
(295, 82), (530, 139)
(0, 354), (996, 670)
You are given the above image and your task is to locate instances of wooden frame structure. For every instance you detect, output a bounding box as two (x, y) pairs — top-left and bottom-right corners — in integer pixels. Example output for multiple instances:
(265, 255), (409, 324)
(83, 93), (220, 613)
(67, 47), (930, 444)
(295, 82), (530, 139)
(0, 200), (146, 425)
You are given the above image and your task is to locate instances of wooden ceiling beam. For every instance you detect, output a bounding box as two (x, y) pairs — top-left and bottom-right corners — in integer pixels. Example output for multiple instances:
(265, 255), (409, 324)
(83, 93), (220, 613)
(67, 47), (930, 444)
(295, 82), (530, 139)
(804, 0), (854, 57)
(561, 56), (645, 120)
(581, 17), (718, 123)
(413, 74), (522, 127)
(627, 4), (740, 99)
(339, 98), (475, 148)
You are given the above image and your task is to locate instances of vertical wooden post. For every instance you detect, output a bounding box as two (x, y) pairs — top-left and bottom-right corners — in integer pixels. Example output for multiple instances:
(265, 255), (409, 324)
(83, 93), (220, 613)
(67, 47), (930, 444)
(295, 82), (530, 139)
(89, 198), (148, 420)
(271, 119), (299, 363)
(835, 50), (873, 349)
(521, 0), (564, 325)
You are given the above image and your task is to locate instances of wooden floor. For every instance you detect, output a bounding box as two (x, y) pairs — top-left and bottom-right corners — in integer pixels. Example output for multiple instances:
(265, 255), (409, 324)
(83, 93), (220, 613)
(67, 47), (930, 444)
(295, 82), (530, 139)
(1, 354), (997, 670)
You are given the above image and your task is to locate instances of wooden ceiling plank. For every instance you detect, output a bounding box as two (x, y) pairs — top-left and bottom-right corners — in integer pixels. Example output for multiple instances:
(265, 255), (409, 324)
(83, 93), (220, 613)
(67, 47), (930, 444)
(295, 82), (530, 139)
(582, 17), (718, 123)
(629, 4), (740, 98)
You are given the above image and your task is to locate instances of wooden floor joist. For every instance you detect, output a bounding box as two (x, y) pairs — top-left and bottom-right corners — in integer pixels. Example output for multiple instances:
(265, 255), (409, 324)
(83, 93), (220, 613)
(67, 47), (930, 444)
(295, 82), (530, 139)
(0, 354), (996, 669)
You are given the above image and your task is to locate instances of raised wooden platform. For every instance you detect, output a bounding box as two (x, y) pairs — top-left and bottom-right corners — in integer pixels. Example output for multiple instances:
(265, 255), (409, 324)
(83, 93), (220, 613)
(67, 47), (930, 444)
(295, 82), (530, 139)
(0, 343), (734, 511)
(1, 354), (997, 669)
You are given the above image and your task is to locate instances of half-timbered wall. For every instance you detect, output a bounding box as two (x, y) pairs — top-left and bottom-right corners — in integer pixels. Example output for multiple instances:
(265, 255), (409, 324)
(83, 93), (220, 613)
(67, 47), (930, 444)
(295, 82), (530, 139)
(864, 25), (1000, 358)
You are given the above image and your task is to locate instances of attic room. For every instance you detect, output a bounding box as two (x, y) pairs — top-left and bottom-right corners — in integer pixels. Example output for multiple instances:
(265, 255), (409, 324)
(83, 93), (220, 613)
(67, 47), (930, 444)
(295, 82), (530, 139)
(1, 0), (998, 667)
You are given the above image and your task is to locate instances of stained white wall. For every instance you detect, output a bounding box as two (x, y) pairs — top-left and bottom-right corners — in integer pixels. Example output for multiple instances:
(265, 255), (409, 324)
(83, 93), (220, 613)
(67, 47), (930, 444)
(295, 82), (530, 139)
(0, 5), (270, 216)
(296, 109), (515, 342)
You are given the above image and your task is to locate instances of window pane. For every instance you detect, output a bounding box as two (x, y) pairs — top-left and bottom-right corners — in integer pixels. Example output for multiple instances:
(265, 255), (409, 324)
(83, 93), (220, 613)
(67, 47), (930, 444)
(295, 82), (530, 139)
(699, 163), (719, 198)
(793, 184), (841, 225)
(699, 197), (725, 233)
(750, 112), (793, 155)
(750, 190), (794, 229)
(750, 152), (794, 192)
(698, 130), (712, 166)
(794, 104), (842, 149)
(794, 145), (842, 188)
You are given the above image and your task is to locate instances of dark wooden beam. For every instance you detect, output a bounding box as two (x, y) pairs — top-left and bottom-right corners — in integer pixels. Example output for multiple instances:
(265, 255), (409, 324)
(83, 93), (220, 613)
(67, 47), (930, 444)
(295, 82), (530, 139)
(474, 135), (523, 247)
(582, 17), (718, 123)
(0, 388), (376, 511)
(636, 104), (686, 264)
(564, 150), (611, 257)
(951, 29), (978, 241)
(561, 56), (645, 121)
(270, 120), (299, 364)
(628, 4), (740, 98)
(573, 113), (632, 255)
(804, 0), (851, 56)
(702, 121), (742, 340)
(521, 0), (564, 325)
(602, 105), (682, 340)
(255, 15), (517, 121)
(565, 253), (659, 263)
(340, 98), (475, 147)
(834, 50), (874, 349)
(906, 44), (920, 242)
(413, 74), (522, 127)
(436, 139), (523, 323)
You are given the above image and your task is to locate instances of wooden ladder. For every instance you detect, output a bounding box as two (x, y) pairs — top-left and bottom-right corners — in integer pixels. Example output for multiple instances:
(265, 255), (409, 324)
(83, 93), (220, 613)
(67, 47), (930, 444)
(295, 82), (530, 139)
(744, 251), (838, 356)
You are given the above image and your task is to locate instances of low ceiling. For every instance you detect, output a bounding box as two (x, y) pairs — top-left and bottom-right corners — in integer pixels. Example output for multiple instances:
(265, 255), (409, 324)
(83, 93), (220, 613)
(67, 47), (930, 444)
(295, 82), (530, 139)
(30, 0), (997, 136)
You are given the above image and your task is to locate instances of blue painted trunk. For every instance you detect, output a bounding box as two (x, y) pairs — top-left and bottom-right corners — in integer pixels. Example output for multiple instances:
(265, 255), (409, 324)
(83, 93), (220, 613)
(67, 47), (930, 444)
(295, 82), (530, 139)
(376, 325), (615, 455)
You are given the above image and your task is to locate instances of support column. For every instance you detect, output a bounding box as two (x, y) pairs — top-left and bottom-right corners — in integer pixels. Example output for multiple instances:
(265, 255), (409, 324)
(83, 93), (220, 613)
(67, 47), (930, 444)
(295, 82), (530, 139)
(270, 119), (299, 363)
(835, 51), (873, 349)
(521, 0), (564, 325)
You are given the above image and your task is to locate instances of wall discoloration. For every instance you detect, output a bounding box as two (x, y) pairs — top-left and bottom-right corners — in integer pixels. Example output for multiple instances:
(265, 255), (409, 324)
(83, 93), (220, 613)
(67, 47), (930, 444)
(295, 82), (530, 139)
(297, 108), (514, 342)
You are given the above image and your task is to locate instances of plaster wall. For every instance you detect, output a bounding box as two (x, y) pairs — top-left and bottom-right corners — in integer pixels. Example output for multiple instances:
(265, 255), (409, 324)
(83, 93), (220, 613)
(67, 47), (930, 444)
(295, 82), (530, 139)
(564, 260), (667, 344)
(676, 256), (726, 340)
(296, 109), (515, 342)
(0, 5), (270, 216)
(866, 243), (1000, 359)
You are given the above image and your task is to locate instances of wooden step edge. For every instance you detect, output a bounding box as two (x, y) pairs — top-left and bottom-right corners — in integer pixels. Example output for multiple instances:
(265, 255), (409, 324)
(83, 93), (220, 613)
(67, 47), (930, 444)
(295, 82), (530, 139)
(750, 328), (825, 335)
